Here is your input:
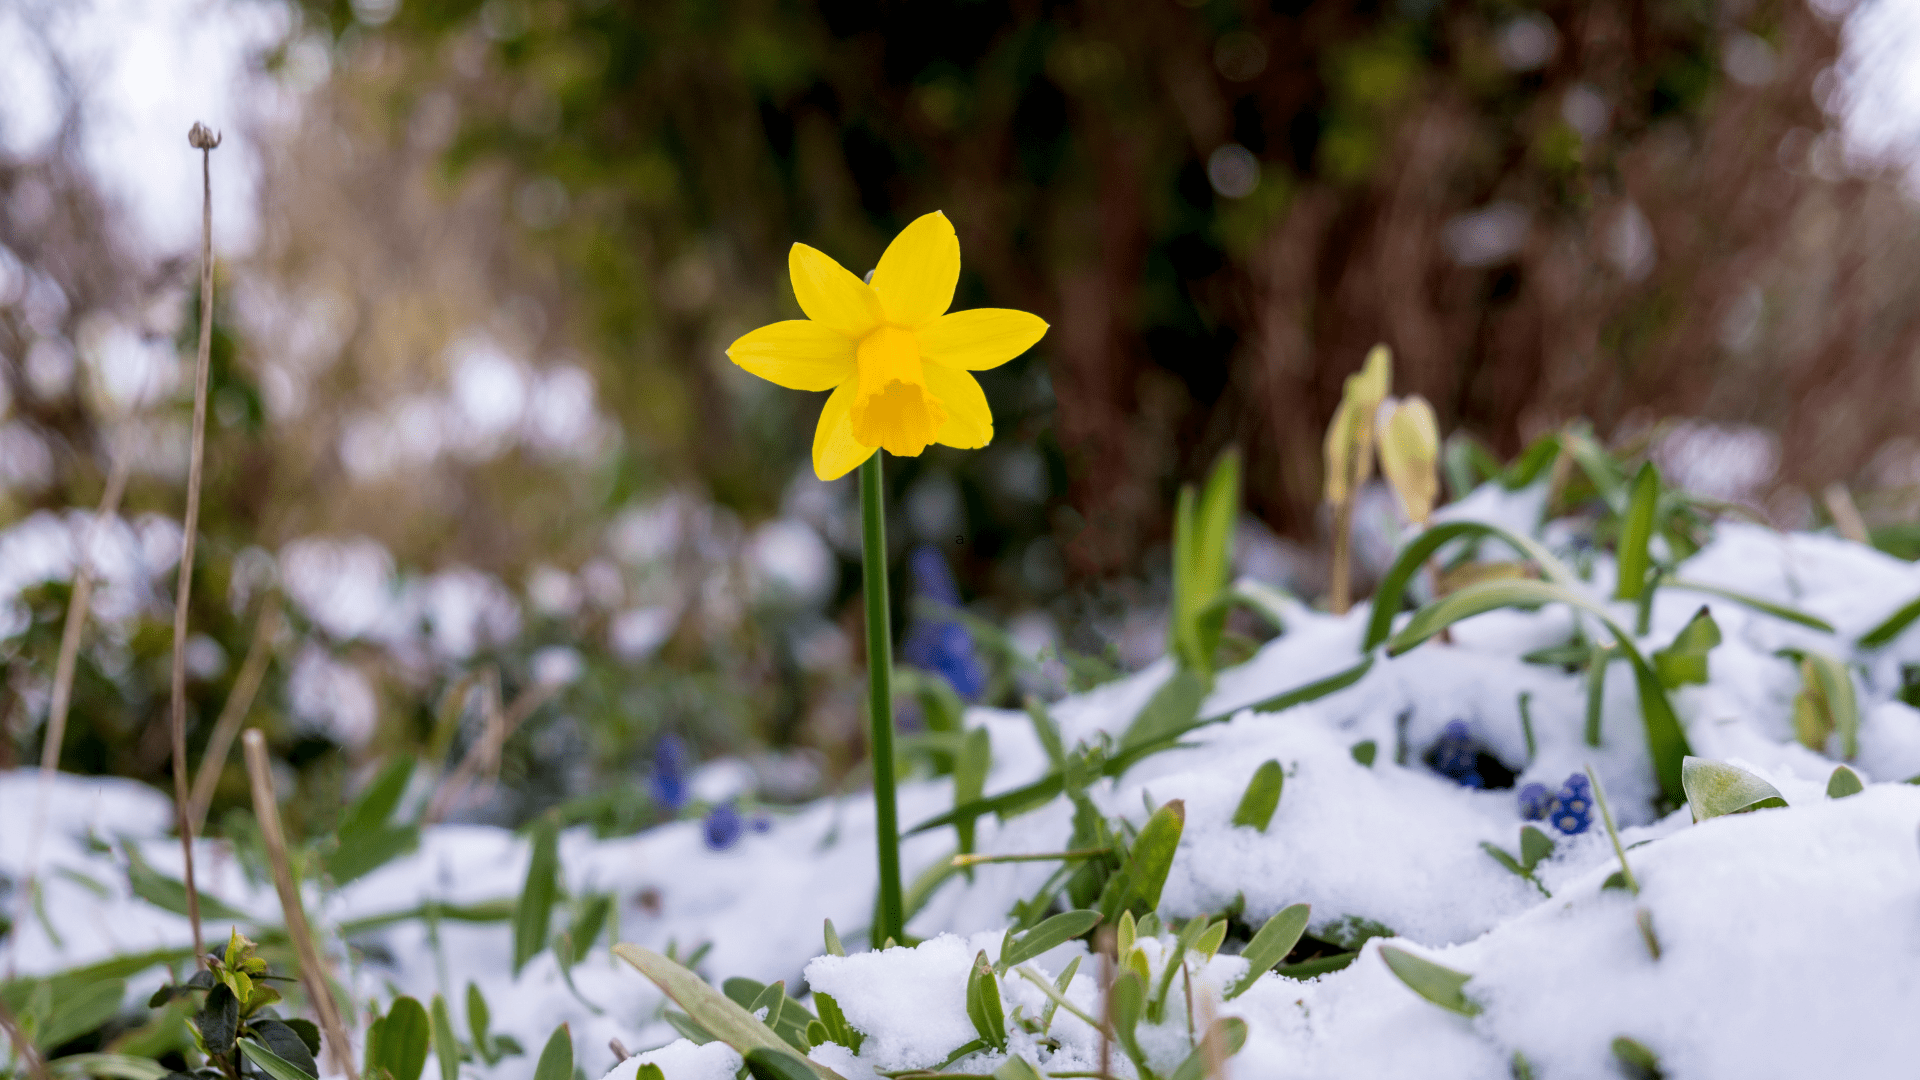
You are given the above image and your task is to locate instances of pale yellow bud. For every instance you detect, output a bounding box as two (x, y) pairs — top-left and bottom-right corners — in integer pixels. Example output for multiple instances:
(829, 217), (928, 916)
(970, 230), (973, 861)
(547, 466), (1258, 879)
(1378, 394), (1441, 524)
(1323, 344), (1394, 504)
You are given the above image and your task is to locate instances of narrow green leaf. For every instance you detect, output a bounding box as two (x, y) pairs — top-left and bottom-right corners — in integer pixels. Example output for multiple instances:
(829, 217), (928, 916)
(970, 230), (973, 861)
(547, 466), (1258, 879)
(1194, 918), (1228, 960)
(1170, 1017), (1249, 1080)
(429, 995), (459, 1080)
(1682, 757), (1788, 822)
(1584, 643), (1614, 747)
(1231, 760), (1284, 832)
(745, 1048), (822, 1080)
(124, 845), (250, 924)
(465, 982), (491, 1059)
(339, 755), (417, 837)
(1557, 427), (1627, 512)
(1614, 462), (1660, 601)
(374, 997), (431, 1080)
(532, 1025), (572, 1080)
(1807, 652), (1860, 759)
(325, 825), (420, 888)
(1241, 656), (1374, 719)
(1365, 521), (1578, 653)
(998, 910), (1100, 973)
(1665, 580), (1834, 633)
(812, 993), (862, 1054)
(1611, 1035), (1664, 1080)
(251, 1019), (318, 1079)
(238, 1037), (317, 1080)
(964, 951), (1006, 1052)
(1827, 765), (1865, 799)
(39, 979), (125, 1052)
(1126, 801), (1185, 913)
(1501, 432), (1561, 490)
(1444, 430), (1504, 501)
(568, 894), (613, 961)
(1379, 945), (1480, 1017)
(1123, 668), (1209, 749)
(822, 919), (845, 957)
(1226, 903), (1310, 1000)
(953, 727), (992, 862)
(1860, 593), (1920, 649)
(512, 812), (561, 976)
(1107, 970), (1148, 1069)
(1586, 766), (1639, 897)
(1038, 955), (1081, 1033)
(612, 945), (846, 1080)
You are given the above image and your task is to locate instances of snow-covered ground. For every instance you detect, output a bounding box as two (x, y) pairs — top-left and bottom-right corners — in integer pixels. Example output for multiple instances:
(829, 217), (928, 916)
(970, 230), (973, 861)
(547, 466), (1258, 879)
(9, 486), (1920, 1078)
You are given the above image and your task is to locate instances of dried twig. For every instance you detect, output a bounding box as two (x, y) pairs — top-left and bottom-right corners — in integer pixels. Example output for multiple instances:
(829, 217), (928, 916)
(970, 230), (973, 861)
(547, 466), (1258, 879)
(0, 994), (51, 1080)
(242, 730), (359, 1080)
(188, 597), (282, 832)
(169, 120), (223, 969)
(1823, 482), (1870, 544)
(41, 454), (133, 775)
(423, 671), (562, 824)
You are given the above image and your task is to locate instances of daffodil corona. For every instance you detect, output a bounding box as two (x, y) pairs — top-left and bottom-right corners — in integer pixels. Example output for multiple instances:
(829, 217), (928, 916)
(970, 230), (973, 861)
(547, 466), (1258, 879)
(726, 211), (1049, 479)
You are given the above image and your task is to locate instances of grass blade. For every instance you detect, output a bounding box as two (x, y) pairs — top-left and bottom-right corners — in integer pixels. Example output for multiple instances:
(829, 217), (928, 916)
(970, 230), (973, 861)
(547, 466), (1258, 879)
(613, 945), (845, 1080)
(1365, 521), (1578, 652)
(1379, 945), (1480, 1016)
(1226, 903), (1310, 1000)
(1614, 463), (1659, 601)
(1231, 759), (1284, 831)
(512, 812), (561, 975)
(1664, 579), (1834, 634)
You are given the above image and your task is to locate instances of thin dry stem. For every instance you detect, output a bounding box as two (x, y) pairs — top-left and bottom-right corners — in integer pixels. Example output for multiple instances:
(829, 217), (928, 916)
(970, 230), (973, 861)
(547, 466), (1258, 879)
(188, 598), (282, 832)
(1328, 497), (1355, 615)
(0, 995), (51, 1080)
(423, 671), (561, 824)
(170, 122), (221, 968)
(41, 453), (132, 774)
(243, 730), (359, 1080)
(1823, 482), (1870, 544)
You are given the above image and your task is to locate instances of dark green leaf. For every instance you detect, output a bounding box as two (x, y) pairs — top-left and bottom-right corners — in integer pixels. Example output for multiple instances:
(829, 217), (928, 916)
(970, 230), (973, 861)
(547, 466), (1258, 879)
(998, 910), (1100, 973)
(324, 825), (420, 888)
(429, 995), (459, 1080)
(812, 993), (863, 1054)
(1231, 760), (1283, 832)
(1611, 1036), (1665, 1080)
(1125, 801), (1185, 913)
(465, 982), (490, 1050)
(1860, 593), (1920, 649)
(238, 1037), (316, 1080)
(373, 997), (431, 1080)
(568, 894), (613, 962)
(1226, 903), (1310, 1000)
(1275, 952), (1357, 979)
(1365, 521), (1579, 652)
(1350, 740), (1377, 767)
(1827, 765), (1865, 799)
(124, 846), (250, 924)
(1379, 945), (1480, 1017)
(338, 755), (416, 837)
(1501, 433), (1561, 490)
(964, 951), (1006, 1052)
(250, 1020), (318, 1080)
(637, 1065), (666, 1080)
(745, 1048), (821, 1080)
(1237, 656), (1375, 720)
(953, 727), (991, 862)
(1614, 462), (1660, 601)
(532, 1025), (572, 1080)
(1651, 606), (1720, 689)
(512, 812), (561, 976)
(1519, 825), (1554, 871)
(1107, 970), (1148, 1073)
(1123, 668), (1209, 749)
(195, 983), (238, 1057)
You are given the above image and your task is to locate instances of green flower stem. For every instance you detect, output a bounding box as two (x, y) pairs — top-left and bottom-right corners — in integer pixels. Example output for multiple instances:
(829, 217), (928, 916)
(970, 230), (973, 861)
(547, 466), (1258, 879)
(861, 452), (905, 946)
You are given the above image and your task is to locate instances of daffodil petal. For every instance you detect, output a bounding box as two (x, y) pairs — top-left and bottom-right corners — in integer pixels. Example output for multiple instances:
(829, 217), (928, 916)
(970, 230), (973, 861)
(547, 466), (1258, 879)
(789, 243), (882, 338)
(726, 320), (856, 391)
(871, 211), (960, 328)
(917, 308), (1048, 371)
(813, 379), (877, 480)
(924, 362), (993, 449)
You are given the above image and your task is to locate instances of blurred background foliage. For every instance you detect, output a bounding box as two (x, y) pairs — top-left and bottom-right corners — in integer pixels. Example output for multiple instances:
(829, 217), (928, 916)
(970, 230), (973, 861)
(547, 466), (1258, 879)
(5, 0), (1920, 833)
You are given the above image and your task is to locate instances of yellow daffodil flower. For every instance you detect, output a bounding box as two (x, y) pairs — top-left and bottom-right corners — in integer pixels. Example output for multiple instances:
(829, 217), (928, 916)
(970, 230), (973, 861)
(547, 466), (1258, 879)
(726, 211), (1049, 480)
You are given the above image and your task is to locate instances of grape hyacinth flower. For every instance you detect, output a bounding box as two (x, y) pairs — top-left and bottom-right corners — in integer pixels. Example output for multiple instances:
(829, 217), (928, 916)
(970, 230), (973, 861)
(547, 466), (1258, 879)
(704, 801), (743, 850)
(1428, 720), (1485, 788)
(1517, 783), (1553, 821)
(649, 734), (690, 813)
(1551, 773), (1593, 835)
(901, 546), (985, 700)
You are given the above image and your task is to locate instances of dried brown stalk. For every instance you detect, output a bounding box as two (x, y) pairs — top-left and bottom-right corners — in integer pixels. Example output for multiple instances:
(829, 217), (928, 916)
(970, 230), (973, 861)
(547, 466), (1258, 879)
(0, 995), (50, 1080)
(422, 670), (562, 824)
(242, 729), (359, 1080)
(170, 120), (223, 968)
(41, 453), (132, 775)
(188, 598), (282, 832)
(1822, 483), (1870, 544)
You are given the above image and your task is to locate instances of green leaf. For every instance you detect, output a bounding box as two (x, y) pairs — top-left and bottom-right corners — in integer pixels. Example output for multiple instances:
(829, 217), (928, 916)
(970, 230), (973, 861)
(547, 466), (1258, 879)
(1501, 432), (1561, 490)
(1106, 970), (1148, 1072)
(1651, 606), (1720, 689)
(964, 951), (1007, 1052)
(1860, 593), (1920, 649)
(250, 1019), (319, 1080)
(124, 845), (250, 924)
(373, 998), (431, 1080)
(513, 812), (561, 976)
(1519, 825), (1554, 871)
(1389, 578), (1692, 807)
(1664, 580), (1834, 633)
(238, 1037), (317, 1080)
(1379, 945), (1480, 1017)
(612, 945), (846, 1080)
(953, 727), (992, 863)
(324, 825), (420, 888)
(429, 995), (459, 1080)
(39, 1054), (169, 1080)
(1350, 740), (1377, 767)
(36, 978), (125, 1052)
(998, 910), (1101, 973)
(339, 755), (417, 837)
(567, 894), (613, 962)
(532, 1025), (572, 1080)
(822, 919), (845, 958)
(1231, 760), (1283, 831)
(1238, 656), (1374, 720)
(1125, 800), (1185, 914)
(465, 981), (490, 1051)
(1123, 668), (1209, 749)
(284, 1018), (322, 1059)
(1807, 652), (1860, 759)
(1583, 643), (1613, 747)
(1614, 462), (1660, 601)
(1194, 917), (1229, 960)
(1611, 1036), (1665, 1080)
(1682, 757), (1788, 822)
(993, 1057), (1047, 1080)
(1170, 1017), (1249, 1080)
(812, 993), (863, 1054)
(745, 1048), (823, 1080)
(1443, 430), (1504, 501)
(1557, 426), (1627, 512)
(195, 983), (238, 1057)
(1364, 521), (1580, 653)
(1226, 903), (1310, 1000)
(1827, 764), (1865, 799)
(637, 1065), (666, 1080)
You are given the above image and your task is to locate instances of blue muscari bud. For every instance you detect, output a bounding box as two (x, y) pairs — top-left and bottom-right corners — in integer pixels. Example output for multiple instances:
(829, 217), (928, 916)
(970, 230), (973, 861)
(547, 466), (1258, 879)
(1517, 783), (1552, 820)
(750, 811), (772, 834)
(703, 801), (743, 850)
(902, 546), (986, 701)
(1550, 773), (1593, 835)
(1430, 720), (1483, 787)
(650, 734), (690, 813)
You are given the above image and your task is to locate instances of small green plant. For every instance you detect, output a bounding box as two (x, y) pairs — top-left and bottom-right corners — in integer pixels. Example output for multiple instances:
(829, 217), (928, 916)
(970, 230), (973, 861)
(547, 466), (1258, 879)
(146, 929), (323, 1080)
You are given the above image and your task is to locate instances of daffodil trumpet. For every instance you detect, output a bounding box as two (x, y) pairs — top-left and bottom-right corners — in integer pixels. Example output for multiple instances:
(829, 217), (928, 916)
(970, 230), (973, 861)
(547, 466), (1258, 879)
(726, 211), (1048, 946)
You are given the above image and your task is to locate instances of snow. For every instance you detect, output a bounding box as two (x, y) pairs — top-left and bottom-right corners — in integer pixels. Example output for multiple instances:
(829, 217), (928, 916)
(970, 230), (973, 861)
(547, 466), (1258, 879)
(8, 487), (1920, 1078)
